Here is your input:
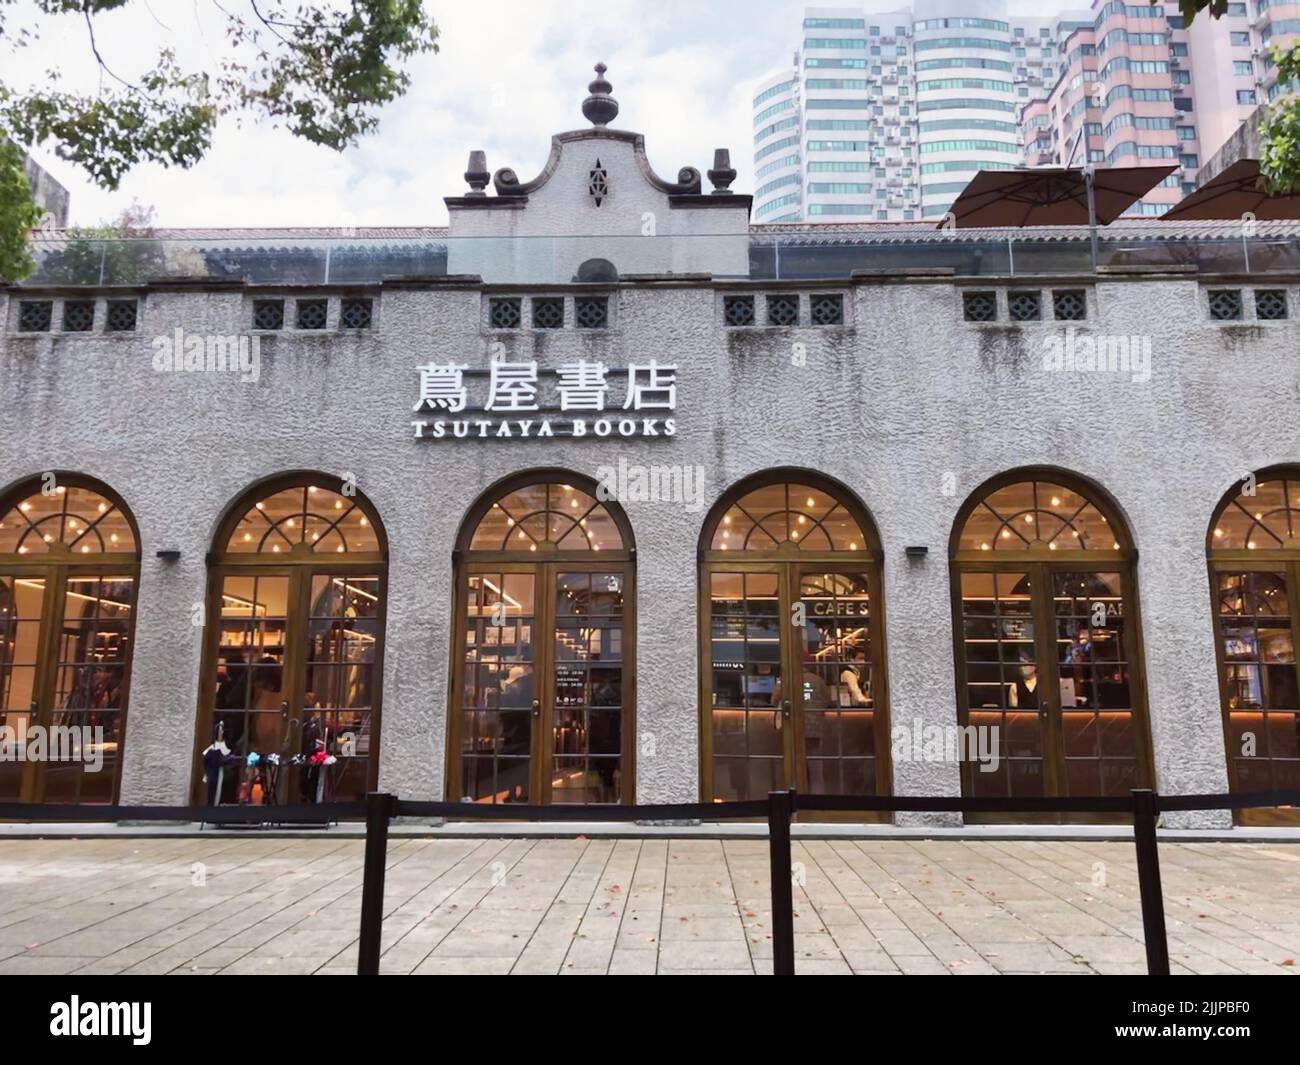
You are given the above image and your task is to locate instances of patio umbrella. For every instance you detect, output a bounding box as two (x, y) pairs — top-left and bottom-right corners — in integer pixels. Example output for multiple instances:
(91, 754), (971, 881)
(1162, 158), (1300, 221)
(941, 165), (1177, 228)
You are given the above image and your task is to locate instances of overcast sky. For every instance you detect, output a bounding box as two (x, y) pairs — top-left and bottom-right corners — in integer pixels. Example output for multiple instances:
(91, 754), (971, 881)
(9, 0), (1049, 228)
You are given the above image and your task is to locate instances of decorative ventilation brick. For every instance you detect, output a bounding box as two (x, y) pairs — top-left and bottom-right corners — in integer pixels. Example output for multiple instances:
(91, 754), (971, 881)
(1008, 290), (1041, 322)
(574, 296), (609, 329)
(62, 300), (95, 332)
(963, 291), (997, 322)
(105, 299), (138, 332)
(1255, 289), (1288, 321)
(723, 295), (755, 327)
(489, 297), (522, 330)
(252, 299), (285, 330)
(1207, 289), (1242, 321)
(809, 293), (843, 326)
(340, 297), (373, 329)
(532, 297), (564, 329)
(767, 294), (799, 327)
(1052, 289), (1086, 321)
(296, 298), (329, 330)
(18, 300), (52, 332)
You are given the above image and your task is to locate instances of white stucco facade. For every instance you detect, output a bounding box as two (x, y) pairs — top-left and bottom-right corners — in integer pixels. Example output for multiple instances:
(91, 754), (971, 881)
(2, 75), (1298, 828)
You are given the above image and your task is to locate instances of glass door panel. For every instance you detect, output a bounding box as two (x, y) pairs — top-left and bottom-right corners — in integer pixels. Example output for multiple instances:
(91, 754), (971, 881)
(302, 573), (381, 802)
(45, 575), (133, 804)
(708, 571), (784, 801)
(460, 572), (536, 803)
(551, 570), (624, 804)
(958, 570), (1045, 798)
(796, 570), (876, 795)
(211, 574), (290, 802)
(0, 575), (45, 801)
(1217, 568), (1300, 792)
(1053, 570), (1137, 797)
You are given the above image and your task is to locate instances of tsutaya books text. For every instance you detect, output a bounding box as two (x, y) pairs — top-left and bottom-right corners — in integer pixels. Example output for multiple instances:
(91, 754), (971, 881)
(410, 358), (678, 440)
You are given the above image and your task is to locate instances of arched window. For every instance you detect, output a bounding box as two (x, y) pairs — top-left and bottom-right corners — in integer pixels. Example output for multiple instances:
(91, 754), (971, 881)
(1208, 470), (1300, 822)
(0, 474), (140, 803)
(699, 471), (888, 807)
(195, 475), (387, 805)
(449, 473), (634, 805)
(950, 471), (1151, 815)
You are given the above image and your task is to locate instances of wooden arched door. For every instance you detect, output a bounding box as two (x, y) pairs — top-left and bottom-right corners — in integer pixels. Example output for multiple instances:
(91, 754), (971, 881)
(699, 471), (889, 809)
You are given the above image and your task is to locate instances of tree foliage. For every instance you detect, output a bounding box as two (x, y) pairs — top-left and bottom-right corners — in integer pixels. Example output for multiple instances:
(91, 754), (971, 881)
(0, 139), (42, 281)
(0, 1), (438, 281)
(1260, 43), (1300, 196)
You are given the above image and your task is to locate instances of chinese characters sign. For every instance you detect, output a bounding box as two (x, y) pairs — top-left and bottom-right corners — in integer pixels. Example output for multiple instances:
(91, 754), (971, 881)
(411, 358), (678, 440)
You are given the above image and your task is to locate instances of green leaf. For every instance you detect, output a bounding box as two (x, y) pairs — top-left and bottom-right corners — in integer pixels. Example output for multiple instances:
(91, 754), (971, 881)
(0, 0), (439, 203)
(0, 138), (42, 282)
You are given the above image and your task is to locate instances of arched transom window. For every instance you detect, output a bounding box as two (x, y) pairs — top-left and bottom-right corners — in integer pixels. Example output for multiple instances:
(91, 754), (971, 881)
(1211, 476), (1300, 551)
(957, 478), (1122, 554)
(225, 484), (379, 554)
(469, 482), (625, 553)
(709, 481), (867, 552)
(0, 484), (136, 556)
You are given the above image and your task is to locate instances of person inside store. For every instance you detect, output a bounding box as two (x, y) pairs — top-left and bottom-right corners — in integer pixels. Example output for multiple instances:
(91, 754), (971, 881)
(839, 644), (871, 707)
(770, 656), (832, 712)
(249, 656), (286, 753)
(495, 665), (534, 799)
(1008, 652), (1039, 710)
(213, 650), (249, 750)
(1062, 624), (1096, 707)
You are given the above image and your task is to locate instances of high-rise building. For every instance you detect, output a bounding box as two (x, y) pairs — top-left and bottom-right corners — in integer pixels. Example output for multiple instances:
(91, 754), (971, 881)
(1025, 1), (1272, 215)
(756, 1), (1300, 223)
(753, 3), (1087, 223)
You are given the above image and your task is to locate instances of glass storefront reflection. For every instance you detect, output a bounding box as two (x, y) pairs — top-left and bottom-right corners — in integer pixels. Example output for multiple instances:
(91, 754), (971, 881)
(453, 480), (633, 806)
(0, 480), (139, 805)
(952, 476), (1150, 814)
(702, 477), (885, 806)
(201, 480), (386, 805)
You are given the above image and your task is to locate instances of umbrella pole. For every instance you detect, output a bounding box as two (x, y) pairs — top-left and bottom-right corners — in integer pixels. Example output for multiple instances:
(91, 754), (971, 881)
(1086, 165), (1099, 272)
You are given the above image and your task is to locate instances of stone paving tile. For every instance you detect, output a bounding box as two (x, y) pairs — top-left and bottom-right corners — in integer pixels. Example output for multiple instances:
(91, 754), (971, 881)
(0, 837), (1297, 975)
(411, 955), (516, 975)
(511, 946), (568, 975)
(608, 948), (657, 975)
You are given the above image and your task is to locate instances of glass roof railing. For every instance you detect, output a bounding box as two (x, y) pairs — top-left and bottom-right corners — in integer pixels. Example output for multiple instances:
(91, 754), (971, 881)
(11, 228), (1300, 287)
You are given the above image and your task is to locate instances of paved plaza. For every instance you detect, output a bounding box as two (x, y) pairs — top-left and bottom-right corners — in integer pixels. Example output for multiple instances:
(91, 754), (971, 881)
(0, 835), (1297, 975)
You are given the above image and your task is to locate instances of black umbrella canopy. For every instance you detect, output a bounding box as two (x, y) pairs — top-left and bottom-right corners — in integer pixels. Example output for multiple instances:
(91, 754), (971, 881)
(941, 166), (1177, 228)
(1163, 159), (1300, 221)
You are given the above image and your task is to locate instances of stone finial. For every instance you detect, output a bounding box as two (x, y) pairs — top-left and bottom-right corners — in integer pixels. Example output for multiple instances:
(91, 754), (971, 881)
(708, 148), (737, 195)
(464, 150), (490, 196)
(582, 62), (619, 127)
